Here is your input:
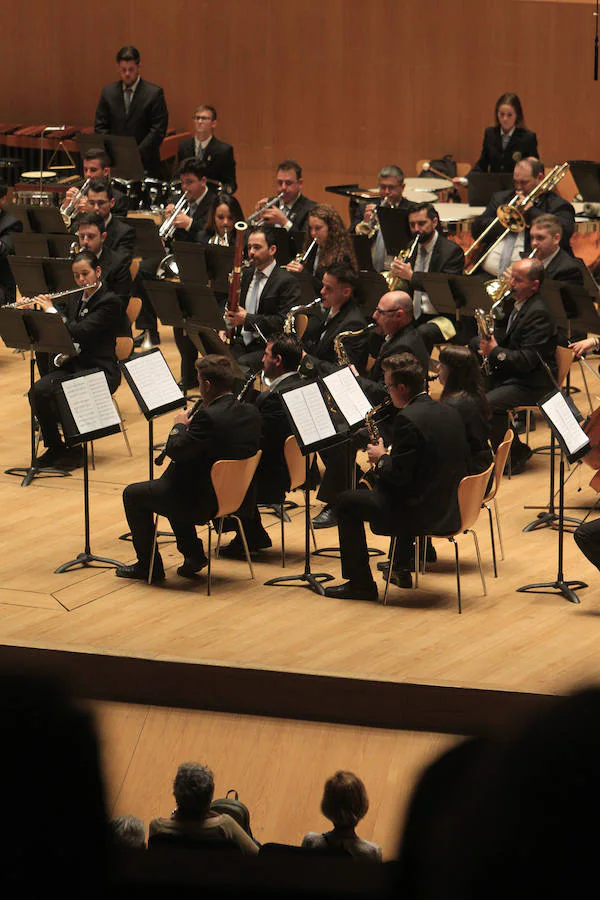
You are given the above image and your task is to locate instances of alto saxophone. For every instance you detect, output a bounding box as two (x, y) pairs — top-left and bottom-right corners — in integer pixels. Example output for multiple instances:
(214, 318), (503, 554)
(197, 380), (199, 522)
(333, 322), (377, 366)
(474, 308), (495, 376)
(359, 398), (393, 490)
(283, 297), (322, 335)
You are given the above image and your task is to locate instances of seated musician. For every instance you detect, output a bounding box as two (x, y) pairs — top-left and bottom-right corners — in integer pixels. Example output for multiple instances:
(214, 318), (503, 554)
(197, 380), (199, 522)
(116, 355), (261, 584)
(197, 192), (244, 247)
(61, 148), (129, 221)
(529, 214), (584, 284)
(28, 251), (122, 471)
(287, 205), (359, 295)
(224, 225), (302, 374)
(470, 158), (575, 281)
(253, 159), (316, 255)
(476, 257), (557, 474)
(76, 212), (133, 307)
(81, 179), (136, 265)
(0, 179), (23, 304)
(388, 202), (464, 353)
(219, 334), (305, 558)
(323, 353), (470, 601)
(351, 165), (413, 272)
(177, 105), (237, 194)
(466, 92), (539, 178)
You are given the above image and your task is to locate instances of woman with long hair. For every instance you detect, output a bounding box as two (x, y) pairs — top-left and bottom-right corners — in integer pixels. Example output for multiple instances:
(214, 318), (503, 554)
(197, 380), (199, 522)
(198, 192), (244, 245)
(287, 203), (357, 287)
(438, 344), (493, 473)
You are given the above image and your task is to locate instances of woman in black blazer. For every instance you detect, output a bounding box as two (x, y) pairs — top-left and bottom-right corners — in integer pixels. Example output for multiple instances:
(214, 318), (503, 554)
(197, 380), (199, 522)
(471, 92), (538, 175)
(438, 345), (493, 474)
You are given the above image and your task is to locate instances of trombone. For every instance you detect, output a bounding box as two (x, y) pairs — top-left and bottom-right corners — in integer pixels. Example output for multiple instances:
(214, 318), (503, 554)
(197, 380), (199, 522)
(464, 163), (570, 276)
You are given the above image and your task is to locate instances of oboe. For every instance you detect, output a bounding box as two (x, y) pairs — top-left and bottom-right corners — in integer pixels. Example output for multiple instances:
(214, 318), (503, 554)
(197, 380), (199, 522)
(154, 397), (204, 466)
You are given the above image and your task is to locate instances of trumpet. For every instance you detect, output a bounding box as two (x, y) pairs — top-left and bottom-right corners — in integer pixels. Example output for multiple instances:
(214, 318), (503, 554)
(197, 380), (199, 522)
(61, 177), (92, 225)
(283, 296), (322, 335)
(356, 196), (388, 239)
(158, 193), (190, 241)
(334, 322), (377, 366)
(247, 191), (285, 225)
(383, 234), (420, 291)
(2, 283), (98, 309)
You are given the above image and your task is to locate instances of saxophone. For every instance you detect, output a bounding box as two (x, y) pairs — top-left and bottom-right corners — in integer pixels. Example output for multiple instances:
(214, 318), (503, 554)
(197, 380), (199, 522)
(283, 297), (322, 335)
(383, 234), (420, 291)
(359, 398), (393, 489)
(333, 322), (377, 366)
(474, 308), (495, 376)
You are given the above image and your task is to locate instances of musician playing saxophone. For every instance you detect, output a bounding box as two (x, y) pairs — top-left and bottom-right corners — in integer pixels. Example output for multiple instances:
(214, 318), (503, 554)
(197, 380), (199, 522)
(388, 202), (464, 352)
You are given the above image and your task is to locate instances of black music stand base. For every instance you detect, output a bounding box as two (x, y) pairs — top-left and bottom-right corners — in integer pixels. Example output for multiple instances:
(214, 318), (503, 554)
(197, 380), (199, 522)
(516, 579), (587, 605)
(55, 444), (126, 573)
(523, 511), (582, 533)
(265, 457), (334, 595)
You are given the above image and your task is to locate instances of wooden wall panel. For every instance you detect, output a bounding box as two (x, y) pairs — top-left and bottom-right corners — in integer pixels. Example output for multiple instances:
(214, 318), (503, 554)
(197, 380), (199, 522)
(3, 1), (598, 215)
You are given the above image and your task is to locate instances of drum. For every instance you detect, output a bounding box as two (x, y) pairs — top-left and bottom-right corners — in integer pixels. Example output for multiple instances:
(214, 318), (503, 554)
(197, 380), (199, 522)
(435, 202), (484, 235)
(403, 187), (438, 204)
(111, 177), (143, 211)
(140, 177), (170, 211)
(16, 170), (59, 206)
(20, 170), (58, 184)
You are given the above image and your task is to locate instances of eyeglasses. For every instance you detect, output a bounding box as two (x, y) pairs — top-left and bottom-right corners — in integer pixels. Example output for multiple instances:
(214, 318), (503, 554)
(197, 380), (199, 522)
(193, 115), (212, 121)
(373, 306), (400, 316)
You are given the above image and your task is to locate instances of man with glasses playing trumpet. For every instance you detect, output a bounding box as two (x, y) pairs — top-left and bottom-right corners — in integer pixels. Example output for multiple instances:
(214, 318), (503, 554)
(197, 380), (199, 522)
(352, 165), (412, 272)
(25, 250), (123, 471)
(252, 159), (316, 255)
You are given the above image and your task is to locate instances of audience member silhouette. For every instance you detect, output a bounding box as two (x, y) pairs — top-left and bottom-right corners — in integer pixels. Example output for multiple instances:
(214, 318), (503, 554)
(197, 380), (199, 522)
(301, 770), (382, 861)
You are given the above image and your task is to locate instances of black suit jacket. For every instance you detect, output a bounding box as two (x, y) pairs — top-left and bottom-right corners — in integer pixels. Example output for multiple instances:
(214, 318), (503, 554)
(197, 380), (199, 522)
(488, 291), (557, 392)
(544, 249), (585, 285)
(285, 195), (318, 255)
(173, 189), (216, 242)
(376, 394), (470, 535)
(471, 126), (539, 175)
(302, 300), (369, 375)
(161, 394), (262, 521)
(112, 186), (130, 218)
(472, 188), (575, 252)
(59, 283), (122, 391)
(0, 209), (23, 302)
(177, 136), (237, 193)
(94, 78), (168, 176)
(253, 372), (306, 502)
(364, 324), (430, 404)
(103, 215), (136, 263)
(239, 265), (302, 339)
(410, 233), (465, 292)
(350, 197), (414, 234)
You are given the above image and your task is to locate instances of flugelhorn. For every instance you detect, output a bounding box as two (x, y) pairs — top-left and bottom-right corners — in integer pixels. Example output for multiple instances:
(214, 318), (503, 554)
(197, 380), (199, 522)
(247, 191), (285, 225)
(483, 247), (538, 310)
(383, 234), (420, 291)
(61, 177), (92, 225)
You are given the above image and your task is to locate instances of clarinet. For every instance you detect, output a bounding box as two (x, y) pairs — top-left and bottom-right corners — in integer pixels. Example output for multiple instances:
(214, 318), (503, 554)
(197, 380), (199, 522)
(236, 370), (262, 401)
(154, 397), (204, 466)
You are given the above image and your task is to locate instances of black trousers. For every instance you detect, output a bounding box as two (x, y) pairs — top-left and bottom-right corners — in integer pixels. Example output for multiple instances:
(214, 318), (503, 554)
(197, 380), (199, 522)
(574, 518), (600, 571)
(337, 488), (412, 584)
(486, 382), (545, 456)
(123, 479), (208, 566)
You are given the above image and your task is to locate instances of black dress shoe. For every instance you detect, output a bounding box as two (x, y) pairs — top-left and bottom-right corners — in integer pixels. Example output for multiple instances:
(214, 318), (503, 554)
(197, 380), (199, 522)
(36, 447), (65, 468)
(115, 562), (165, 583)
(312, 504), (338, 529)
(219, 536), (272, 559)
(389, 568), (413, 589)
(177, 553), (209, 578)
(324, 580), (379, 602)
(510, 445), (533, 475)
(56, 446), (85, 470)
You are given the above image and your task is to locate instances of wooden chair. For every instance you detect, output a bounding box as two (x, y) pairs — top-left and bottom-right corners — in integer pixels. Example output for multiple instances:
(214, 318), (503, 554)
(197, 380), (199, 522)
(383, 462), (494, 612)
(126, 296), (142, 327)
(294, 313), (309, 340)
(510, 346), (574, 445)
(483, 429), (514, 577)
(278, 435), (317, 567)
(149, 452), (262, 591)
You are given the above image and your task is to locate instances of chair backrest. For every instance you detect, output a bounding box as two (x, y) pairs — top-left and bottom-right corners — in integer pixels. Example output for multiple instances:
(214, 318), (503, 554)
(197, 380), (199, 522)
(284, 435), (311, 491)
(485, 429), (514, 503)
(294, 313), (308, 340)
(126, 296), (142, 325)
(457, 462), (495, 532)
(211, 451), (262, 518)
(115, 336), (133, 362)
(555, 345), (574, 389)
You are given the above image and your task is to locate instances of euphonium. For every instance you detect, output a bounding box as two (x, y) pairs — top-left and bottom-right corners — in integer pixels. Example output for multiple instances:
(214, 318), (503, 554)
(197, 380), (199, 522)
(333, 322), (377, 366)
(383, 234), (420, 291)
(283, 297), (322, 335)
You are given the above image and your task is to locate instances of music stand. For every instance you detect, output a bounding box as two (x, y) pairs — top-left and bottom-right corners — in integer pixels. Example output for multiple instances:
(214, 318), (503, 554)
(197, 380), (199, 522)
(9, 257), (49, 297)
(141, 279), (185, 328)
(357, 271), (388, 317)
(130, 218), (165, 259)
(205, 244), (235, 296)
(468, 173), (513, 206)
(0, 308), (76, 486)
(568, 160), (600, 202)
(517, 389), (590, 604)
(54, 369), (126, 572)
(187, 325), (245, 378)
(353, 234), (375, 271)
(291, 270), (318, 308)
(273, 229), (293, 266)
(378, 206), (411, 256)
(172, 244), (210, 284)
(13, 234), (51, 258)
(43, 257), (74, 292)
(419, 272), (462, 319)
(446, 274), (493, 316)
(78, 134), (145, 182)
(27, 206), (68, 235)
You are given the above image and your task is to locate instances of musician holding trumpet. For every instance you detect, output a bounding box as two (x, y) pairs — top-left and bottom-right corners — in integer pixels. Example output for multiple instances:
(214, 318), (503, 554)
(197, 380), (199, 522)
(27, 251), (123, 470)
(252, 160), (316, 254)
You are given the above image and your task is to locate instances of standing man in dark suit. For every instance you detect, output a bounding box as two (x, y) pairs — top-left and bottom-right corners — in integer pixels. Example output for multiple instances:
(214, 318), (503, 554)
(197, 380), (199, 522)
(82, 179), (136, 265)
(220, 334), (305, 558)
(177, 105), (237, 194)
(253, 159), (317, 256)
(224, 225), (302, 373)
(470, 158), (575, 280)
(116, 355), (262, 583)
(389, 202), (464, 351)
(477, 257), (557, 473)
(94, 45), (168, 178)
(0, 180), (23, 304)
(324, 353), (470, 601)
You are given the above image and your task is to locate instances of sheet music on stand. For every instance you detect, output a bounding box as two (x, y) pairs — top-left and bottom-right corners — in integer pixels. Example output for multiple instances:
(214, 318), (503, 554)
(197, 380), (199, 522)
(56, 369), (122, 445)
(281, 367), (373, 453)
(538, 390), (590, 463)
(121, 348), (186, 420)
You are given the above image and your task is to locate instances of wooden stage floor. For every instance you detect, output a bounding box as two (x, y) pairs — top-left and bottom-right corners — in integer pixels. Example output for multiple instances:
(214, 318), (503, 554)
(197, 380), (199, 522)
(1, 333), (600, 708)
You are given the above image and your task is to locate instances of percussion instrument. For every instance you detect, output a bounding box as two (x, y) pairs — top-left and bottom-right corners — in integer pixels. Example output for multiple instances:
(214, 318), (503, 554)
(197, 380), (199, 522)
(14, 170), (59, 206)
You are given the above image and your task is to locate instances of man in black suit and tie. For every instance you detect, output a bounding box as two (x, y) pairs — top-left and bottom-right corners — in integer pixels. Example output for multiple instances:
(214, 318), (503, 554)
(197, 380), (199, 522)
(82, 179), (136, 265)
(351, 165), (414, 272)
(0, 180), (23, 304)
(529, 214), (585, 285)
(224, 225), (302, 373)
(389, 202), (464, 351)
(76, 212), (132, 308)
(324, 353), (470, 601)
(253, 160), (316, 256)
(61, 148), (129, 221)
(116, 355), (262, 583)
(94, 45), (168, 178)
(471, 158), (575, 280)
(478, 257), (557, 473)
(220, 334), (305, 558)
(177, 105), (237, 194)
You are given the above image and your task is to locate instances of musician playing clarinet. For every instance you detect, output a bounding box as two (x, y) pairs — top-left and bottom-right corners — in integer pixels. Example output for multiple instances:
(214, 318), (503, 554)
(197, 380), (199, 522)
(27, 251), (122, 471)
(116, 355), (261, 584)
